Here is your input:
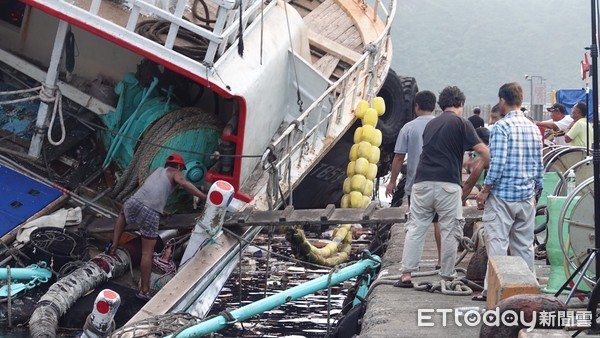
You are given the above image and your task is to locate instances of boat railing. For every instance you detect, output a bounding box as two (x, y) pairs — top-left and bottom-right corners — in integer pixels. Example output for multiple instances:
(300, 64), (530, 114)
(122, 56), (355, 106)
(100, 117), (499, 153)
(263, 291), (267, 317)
(262, 0), (396, 208)
(123, 0), (266, 63)
(34, 0), (268, 66)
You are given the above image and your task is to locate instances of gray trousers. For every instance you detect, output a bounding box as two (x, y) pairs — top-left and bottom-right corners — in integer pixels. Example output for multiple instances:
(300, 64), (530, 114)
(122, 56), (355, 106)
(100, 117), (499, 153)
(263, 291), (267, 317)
(482, 193), (536, 294)
(400, 181), (464, 279)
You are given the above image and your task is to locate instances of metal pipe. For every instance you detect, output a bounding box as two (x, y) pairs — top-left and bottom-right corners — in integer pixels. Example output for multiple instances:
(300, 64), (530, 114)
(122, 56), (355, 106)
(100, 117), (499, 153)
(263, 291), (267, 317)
(0, 264), (52, 281)
(590, 0), (600, 281)
(29, 20), (70, 158)
(165, 254), (380, 337)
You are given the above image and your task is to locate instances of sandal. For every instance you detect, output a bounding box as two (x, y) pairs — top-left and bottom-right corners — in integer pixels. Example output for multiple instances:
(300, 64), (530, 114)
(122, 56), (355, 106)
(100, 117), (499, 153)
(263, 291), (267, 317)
(393, 279), (414, 288)
(472, 294), (487, 302)
(136, 291), (153, 302)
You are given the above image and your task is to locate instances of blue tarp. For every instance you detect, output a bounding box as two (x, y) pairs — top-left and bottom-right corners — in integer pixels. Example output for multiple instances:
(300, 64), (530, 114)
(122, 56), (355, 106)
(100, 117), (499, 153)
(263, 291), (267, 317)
(555, 89), (593, 121)
(0, 165), (63, 237)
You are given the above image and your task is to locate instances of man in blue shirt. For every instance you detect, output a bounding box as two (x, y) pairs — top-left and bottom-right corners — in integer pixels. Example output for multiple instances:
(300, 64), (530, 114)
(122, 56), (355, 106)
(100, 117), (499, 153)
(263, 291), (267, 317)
(474, 82), (544, 301)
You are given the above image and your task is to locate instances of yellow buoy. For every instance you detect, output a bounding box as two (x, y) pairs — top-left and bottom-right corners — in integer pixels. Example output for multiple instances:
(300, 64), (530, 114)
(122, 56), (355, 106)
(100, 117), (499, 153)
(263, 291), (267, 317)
(353, 127), (363, 144)
(349, 191), (363, 208)
(361, 195), (371, 208)
(355, 100), (370, 119)
(341, 194), (350, 208)
(347, 161), (356, 177)
(363, 108), (378, 127)
(354, 157), (369, 176)
(349, 144), (359, 161)
(369, 146), (380, 164)
(343, 177), (352, 194)
(360, 124), (376, 144)
(366, 163), (378, 181)
(373, 96), (386, 116)
(351, 174), (367, 192)
(372, 129), (382, 147)
(357, 141), (372, 159)
(363, 180), (374, 197)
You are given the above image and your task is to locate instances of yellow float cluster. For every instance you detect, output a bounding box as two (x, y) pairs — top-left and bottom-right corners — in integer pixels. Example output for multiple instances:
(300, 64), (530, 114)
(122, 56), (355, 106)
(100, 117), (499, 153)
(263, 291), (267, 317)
(341, 97), (385, 208)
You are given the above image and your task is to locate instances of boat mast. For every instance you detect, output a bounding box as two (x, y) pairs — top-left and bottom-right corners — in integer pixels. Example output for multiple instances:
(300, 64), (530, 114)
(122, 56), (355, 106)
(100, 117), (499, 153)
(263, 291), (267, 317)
(28, 20), (70, 158)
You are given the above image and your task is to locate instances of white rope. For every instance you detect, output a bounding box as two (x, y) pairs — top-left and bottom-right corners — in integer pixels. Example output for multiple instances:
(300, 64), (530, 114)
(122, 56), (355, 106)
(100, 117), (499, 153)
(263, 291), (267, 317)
(40, 83), (66, 146)
(0, 83), (66, 146)
(0, 86), (42, 105)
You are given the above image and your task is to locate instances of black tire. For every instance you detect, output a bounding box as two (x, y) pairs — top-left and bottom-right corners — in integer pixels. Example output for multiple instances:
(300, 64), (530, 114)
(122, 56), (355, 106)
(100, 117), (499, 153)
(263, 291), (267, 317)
(291, 70), (418, 209)
(376, 70), (418, 153)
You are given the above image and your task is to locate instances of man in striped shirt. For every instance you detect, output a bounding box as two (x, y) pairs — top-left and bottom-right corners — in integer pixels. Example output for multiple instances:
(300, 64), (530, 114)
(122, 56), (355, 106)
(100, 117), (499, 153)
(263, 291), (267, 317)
(473, 82), (544, 301)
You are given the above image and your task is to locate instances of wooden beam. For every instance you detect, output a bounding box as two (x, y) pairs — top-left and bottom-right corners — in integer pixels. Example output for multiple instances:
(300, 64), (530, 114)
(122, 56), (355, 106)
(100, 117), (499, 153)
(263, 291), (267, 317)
(0, 48), (115, 115)
(313, 54), (340, 79)
(335, 0), (385, 44)
(308, 29), (362, 65)
(86, 204), (484, 233)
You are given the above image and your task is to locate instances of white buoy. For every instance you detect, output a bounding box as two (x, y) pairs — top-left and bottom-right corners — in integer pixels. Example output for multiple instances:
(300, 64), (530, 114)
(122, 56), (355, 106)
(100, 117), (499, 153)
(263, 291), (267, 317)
(81, 289), (121, 338)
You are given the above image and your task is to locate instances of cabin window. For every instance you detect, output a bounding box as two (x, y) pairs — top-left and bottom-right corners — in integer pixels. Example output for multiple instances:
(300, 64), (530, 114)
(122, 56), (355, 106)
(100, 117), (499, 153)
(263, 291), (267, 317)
(0, 0), (26, 28)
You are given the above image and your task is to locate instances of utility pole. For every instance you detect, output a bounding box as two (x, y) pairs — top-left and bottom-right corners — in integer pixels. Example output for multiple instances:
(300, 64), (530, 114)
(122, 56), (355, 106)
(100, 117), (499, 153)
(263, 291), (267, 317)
(525, 74), (546, 120)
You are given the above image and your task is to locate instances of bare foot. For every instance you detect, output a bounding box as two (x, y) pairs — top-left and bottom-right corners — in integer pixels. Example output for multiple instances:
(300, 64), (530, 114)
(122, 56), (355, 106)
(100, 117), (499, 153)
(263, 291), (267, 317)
(108, 244), (118, 256)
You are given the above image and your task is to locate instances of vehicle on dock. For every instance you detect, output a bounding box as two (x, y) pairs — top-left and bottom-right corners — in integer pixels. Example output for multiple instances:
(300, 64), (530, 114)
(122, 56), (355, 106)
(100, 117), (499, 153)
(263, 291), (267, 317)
(0, 0), (413, 335)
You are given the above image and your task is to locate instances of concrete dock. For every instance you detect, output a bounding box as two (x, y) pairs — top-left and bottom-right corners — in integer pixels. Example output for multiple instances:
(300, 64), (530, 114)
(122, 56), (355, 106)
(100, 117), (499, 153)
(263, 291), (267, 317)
(357, 213), (586, 338)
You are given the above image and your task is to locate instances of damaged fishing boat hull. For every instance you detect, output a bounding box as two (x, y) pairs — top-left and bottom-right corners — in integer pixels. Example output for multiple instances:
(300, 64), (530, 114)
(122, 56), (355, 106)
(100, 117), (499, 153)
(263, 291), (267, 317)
(0, 0), (400, 334)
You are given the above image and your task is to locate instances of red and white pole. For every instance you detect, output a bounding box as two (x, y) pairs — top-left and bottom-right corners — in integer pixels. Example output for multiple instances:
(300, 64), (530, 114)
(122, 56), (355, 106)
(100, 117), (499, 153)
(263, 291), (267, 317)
(81, 289), (121, 338)
(179, 180), (235, 267)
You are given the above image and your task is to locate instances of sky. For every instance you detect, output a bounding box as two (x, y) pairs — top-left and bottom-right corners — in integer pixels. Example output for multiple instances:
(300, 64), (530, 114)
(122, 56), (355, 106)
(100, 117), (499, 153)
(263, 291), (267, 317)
(391, 1), (592, 106)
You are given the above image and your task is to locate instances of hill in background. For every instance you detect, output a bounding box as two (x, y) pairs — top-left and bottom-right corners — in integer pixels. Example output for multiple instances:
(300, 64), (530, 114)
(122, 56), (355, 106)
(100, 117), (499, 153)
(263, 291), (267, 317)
(391, 0), (591, 107)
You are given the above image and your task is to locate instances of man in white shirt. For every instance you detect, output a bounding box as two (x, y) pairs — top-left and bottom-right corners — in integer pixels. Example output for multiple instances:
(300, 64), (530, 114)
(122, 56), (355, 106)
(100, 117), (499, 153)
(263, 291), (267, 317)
(536, 103), (573, 146)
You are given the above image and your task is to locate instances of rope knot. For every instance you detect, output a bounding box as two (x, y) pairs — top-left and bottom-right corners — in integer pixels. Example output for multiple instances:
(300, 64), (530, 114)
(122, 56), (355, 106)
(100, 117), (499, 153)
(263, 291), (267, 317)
(39, 82), (59, 103)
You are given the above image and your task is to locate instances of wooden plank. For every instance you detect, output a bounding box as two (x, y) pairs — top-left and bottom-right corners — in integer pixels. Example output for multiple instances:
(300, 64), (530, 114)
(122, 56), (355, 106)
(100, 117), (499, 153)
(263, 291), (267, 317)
(303, 0), (335, 26)
(313, 54), (340, 78)
(337, 26), (363, 51)
(362, 202), (377, 220)
(308, 30), (362, 65)
(323, 11), (354, 41)
(87, 206), (485, 233)
(320, 204), (336, 221)
(336, 0), (385, 44)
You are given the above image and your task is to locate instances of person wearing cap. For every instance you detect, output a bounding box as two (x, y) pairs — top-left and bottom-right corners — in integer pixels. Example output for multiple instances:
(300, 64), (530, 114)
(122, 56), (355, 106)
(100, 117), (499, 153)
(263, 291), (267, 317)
(468, 107), (485, 129)
(536, 103), (573, 146)
(109, 153), (207, 301)
(565, 101), (594, 148)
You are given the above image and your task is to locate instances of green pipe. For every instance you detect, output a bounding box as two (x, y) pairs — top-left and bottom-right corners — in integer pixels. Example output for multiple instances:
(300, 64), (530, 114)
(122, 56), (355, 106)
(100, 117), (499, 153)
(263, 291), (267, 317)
(0, 263), (52, 281)
(165, 253), (381, 338)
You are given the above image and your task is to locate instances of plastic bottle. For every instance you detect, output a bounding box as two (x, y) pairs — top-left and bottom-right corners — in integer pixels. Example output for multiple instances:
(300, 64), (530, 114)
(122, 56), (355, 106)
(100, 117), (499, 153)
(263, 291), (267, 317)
(566, 170), (576, 195)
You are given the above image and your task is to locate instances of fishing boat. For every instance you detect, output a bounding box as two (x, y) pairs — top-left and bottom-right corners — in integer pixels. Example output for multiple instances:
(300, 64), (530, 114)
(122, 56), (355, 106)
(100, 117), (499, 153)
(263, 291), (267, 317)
(0, 0), (414, 335)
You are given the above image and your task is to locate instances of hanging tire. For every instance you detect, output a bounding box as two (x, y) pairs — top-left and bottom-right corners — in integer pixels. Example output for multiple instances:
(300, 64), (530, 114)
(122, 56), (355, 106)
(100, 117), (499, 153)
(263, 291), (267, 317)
(376, 70), (418, 153)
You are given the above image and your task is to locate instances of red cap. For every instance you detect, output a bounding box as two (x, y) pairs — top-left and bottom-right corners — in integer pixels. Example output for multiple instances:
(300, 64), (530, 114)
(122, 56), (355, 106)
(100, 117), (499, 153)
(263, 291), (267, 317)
(166, 153), (187, 169)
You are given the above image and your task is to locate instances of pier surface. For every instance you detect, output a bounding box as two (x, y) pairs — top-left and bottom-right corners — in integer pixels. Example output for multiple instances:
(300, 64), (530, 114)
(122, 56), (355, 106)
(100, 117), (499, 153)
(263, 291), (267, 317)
(358, 206), (581, 338)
